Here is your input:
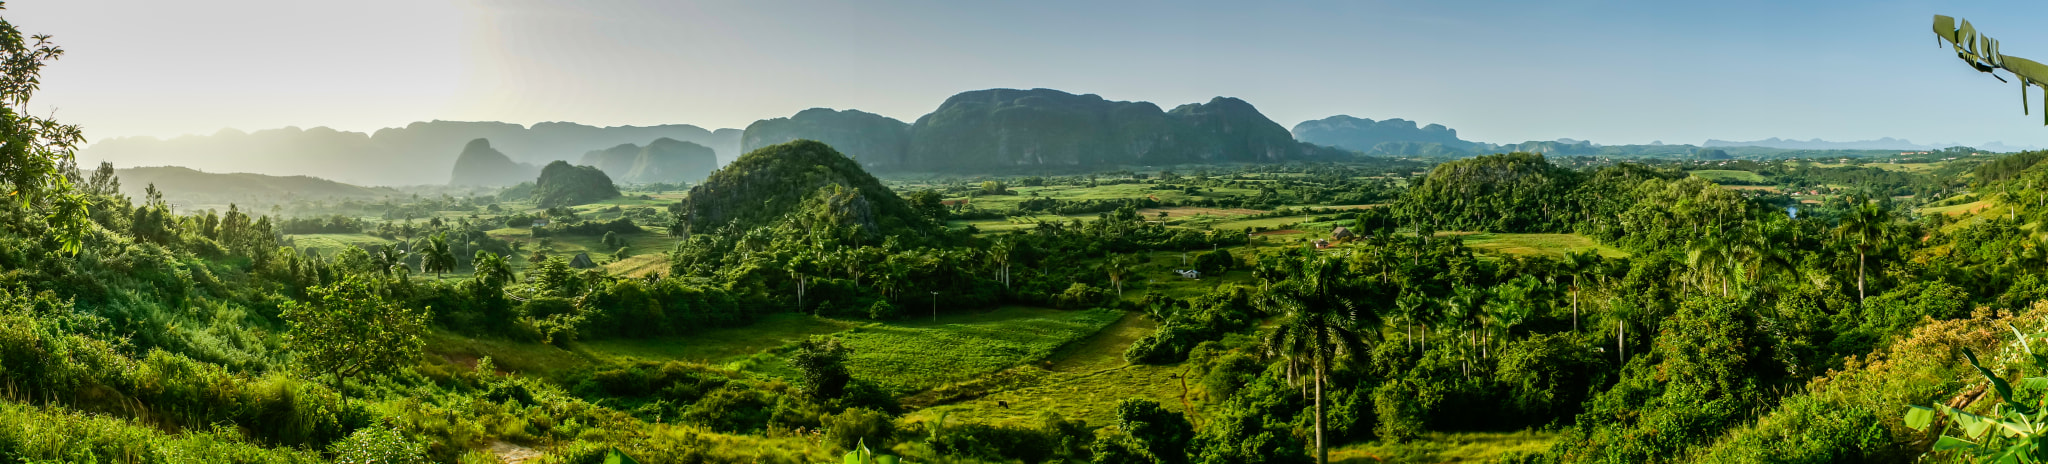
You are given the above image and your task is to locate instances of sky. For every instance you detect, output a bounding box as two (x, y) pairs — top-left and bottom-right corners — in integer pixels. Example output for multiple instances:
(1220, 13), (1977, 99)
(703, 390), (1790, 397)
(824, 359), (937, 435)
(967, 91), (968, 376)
(13, 0), (2048, 148)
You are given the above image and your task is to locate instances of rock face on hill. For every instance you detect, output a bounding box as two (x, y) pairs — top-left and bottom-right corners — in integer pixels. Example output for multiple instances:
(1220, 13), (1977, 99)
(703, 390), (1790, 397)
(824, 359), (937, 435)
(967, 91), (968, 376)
(741, 108), (912, 170)
(449, 139), (541, 186)
(902, 88), (1335, 171)
(577, 138), (719, 184)
(532, 160), (621, 208)
(1291, 115), (1479, 156)
(680, 140), (928, 238)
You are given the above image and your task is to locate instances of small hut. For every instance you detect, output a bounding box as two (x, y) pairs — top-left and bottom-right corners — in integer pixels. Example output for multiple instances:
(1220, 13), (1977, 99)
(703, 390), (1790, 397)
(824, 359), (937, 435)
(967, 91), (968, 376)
(1330, 226), (1354, 241)
(569, 252), (598, 269)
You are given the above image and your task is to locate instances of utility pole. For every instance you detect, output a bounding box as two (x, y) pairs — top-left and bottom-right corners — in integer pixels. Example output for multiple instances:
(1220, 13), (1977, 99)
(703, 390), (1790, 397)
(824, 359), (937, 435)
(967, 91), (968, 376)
(930, 291), (939, 322)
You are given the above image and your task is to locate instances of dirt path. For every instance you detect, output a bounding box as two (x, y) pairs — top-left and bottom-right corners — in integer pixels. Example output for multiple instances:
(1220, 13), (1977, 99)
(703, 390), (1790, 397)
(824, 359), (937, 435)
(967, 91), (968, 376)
(488, 440), (541, 463)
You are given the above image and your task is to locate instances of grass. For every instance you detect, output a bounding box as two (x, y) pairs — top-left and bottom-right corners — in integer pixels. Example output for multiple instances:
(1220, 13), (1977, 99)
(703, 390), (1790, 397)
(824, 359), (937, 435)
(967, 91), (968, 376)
(580, 313), (858, 364)
(286, 233), (392, 256)
(1689, 169), (1767, 184)
(951, 183), (1263, 211)
(903, 312), (1191, 428)
(1921, 199), (1994, 217)
(1122, 249), (1260, 300)
(738, 307), (1124, 395)
(1205, 215), (1311, 231)
(1452, 232), (1629, 259)
(423, 330), (597, 380)
(1330, 430), (1559, 463)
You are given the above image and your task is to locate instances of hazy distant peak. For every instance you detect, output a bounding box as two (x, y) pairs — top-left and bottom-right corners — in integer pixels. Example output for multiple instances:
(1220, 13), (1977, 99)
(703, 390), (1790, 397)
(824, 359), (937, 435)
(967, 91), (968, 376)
(1702, 137), (1932, 150)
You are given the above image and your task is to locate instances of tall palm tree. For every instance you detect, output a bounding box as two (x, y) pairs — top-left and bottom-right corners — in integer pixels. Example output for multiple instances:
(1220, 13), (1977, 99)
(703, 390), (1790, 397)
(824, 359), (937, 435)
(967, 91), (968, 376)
(1833, 200), (1893, 303)
(1440, 285), (1485, 374)
(1260, 256), (1371, 464)
(1685, 233), (1735, 297)
(1485, 277), (1538, 358)
(989, 238), (1014, 289)
(1101, 253), (1140, 298)
(1558, 250), (1597, 332)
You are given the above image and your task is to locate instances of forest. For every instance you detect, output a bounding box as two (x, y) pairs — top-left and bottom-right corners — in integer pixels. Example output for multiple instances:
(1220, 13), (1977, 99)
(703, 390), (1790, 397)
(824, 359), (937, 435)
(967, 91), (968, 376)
(10, 9), (2048, 464)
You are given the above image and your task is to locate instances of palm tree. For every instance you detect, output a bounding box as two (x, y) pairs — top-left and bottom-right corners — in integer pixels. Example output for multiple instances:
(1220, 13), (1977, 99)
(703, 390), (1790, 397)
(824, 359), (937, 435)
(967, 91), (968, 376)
(419, 233), (457, 280)
(1685, 233), (1734, 297)
(1440, 286), (1485, 376)
(472, 250), (512, 289)
(1102, 253), (1141, 298)
(1260, 256), (1370, 464)
(373, 244), (408, 278)
(1833, 200), (1893, 303)
(1558, 250), (1597, 332)
(1485, 277), (1538, 358)
(1732, 218), (1797, 293)
(989, 238), (1014, 289)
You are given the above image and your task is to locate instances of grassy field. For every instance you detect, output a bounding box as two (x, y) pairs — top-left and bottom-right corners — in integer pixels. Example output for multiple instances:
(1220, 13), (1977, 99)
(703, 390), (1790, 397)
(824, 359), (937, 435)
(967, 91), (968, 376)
(580, 313), (859, 364)
(1921, 199), (1994, 217)
(423, 331), (597, 380)
(950, 183), (1264, 211)
(1120, 249), (1261, 300)
(286, 233), (393, 256)
(1452, 232), (1629, 259)
(1331, 430), (1559, 463)
(903, 312), (1190, 429)
(1689, 169), (1768, 184)
(732, 307), (1124, 395)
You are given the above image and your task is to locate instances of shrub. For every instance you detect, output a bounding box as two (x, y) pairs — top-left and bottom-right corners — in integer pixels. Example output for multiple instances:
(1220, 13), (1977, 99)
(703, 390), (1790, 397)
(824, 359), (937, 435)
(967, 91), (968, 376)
(791, 337), (854, 399)
(1056, 283), (1112, 309)
(823, 407), (894, 451)
(329, 425), (429, 464)
(867, 300), (898, 320)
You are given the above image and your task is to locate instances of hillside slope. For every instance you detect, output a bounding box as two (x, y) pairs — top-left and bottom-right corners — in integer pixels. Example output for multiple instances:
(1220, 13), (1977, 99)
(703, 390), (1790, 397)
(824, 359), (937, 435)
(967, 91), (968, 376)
(681, 140), (929, 237)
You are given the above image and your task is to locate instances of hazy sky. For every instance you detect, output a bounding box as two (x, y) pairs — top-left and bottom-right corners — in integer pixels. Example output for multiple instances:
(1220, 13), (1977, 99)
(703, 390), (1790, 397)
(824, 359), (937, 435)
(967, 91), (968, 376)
(14, 0), (2048, 147)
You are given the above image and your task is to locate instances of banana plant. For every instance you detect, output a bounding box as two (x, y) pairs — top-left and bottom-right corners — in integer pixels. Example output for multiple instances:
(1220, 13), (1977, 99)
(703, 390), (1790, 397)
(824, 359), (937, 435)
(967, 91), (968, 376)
(605, 448), (641, 464)
(1905, 323), (2048, 462)
(842, 439), (900, 464)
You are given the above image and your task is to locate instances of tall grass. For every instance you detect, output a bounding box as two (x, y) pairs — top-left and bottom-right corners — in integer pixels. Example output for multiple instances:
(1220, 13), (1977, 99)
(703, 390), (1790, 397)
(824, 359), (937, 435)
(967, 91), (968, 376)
(0, 400), (322, 463)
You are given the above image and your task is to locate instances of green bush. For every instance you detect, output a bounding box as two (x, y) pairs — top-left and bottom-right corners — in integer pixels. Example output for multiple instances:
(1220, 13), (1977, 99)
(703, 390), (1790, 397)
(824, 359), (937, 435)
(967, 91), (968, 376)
(823, 407), (894, 451)
(329, 425), (429, 464)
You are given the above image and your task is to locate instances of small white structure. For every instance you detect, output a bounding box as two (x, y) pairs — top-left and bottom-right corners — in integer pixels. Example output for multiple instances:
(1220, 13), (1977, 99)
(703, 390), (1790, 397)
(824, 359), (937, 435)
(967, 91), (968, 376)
(1175, 269), (1202, 279)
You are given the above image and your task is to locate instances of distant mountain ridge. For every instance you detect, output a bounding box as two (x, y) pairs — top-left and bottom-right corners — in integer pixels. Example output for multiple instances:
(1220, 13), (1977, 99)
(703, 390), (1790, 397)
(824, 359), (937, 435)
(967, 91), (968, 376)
(577, 137), (719, 184)
(449, 139), (539, 186)
(741, 108), (911, 170)
(905, 89), (1326, 170)
(1292, 115), (1479, 154)
(742, 89), (1345, 172)
(82, 121), (744, 186)
(1702, 137), (2040, 152)
(115, 166), (397, 209)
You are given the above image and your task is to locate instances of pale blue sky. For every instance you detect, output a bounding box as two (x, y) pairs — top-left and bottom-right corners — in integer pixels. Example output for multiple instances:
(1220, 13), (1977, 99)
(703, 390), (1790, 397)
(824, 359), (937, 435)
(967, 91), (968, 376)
(14, 0), (2048, 147)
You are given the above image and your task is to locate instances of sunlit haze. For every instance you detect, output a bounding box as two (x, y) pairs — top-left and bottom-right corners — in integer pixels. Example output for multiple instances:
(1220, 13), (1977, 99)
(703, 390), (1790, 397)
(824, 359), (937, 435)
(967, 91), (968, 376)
(16, 0), (2048, 147)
